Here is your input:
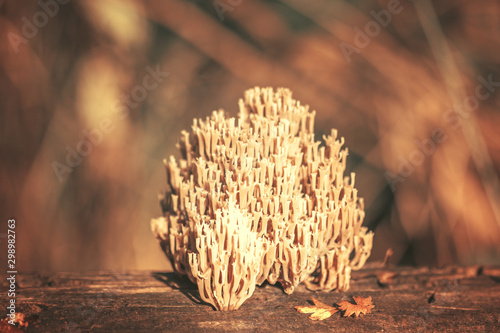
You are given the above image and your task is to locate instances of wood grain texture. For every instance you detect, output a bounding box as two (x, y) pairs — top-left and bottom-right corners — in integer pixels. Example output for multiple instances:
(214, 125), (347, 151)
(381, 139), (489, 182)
(2, 266), (499, 332)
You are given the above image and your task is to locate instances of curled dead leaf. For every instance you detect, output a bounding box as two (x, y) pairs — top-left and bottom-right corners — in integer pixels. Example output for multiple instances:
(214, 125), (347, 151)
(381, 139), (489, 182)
(377, 271), (399, 286)
(0, 313), (28, 332)
(0, 321), (24, 332)
(295, 298), (339, 320)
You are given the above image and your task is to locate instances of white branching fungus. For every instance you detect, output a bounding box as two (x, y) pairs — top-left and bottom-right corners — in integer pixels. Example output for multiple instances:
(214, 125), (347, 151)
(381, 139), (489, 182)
(151, 87), (373, 311)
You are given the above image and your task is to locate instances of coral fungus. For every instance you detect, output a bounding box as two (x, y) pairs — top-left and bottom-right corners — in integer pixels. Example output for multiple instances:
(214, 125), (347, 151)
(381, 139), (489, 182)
(151, 87), (373, 310)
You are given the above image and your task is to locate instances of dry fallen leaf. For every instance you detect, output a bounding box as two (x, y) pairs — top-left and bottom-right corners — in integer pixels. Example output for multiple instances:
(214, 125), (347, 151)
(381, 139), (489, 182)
(14, 314), (28, 328)
(338, 296), (375, 317)
(377, 271), (399, 286)
(1, 313), (28, 331)
(0, 320), (25, 332)
(295, 298), (339, 320)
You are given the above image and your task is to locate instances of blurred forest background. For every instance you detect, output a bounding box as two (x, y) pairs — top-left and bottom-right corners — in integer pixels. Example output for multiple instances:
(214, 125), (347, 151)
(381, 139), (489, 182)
(1, 0), (500, 272)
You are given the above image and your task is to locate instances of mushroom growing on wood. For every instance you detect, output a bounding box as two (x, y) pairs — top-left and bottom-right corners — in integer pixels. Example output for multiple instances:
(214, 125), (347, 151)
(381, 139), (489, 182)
(151, 87), (373, 311)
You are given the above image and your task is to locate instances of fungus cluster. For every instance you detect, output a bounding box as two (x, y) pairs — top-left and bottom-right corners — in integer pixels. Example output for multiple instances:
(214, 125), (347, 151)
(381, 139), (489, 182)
(151, 87), (373, 311)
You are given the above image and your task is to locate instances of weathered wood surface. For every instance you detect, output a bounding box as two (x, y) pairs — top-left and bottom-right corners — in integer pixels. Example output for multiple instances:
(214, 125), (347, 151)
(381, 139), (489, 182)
(2, 266), (500, 332)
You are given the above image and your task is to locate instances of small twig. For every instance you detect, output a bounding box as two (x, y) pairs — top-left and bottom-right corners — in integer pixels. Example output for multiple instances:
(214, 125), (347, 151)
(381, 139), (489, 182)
(430, 305), (478, 311)
(381, 248), (394, 268)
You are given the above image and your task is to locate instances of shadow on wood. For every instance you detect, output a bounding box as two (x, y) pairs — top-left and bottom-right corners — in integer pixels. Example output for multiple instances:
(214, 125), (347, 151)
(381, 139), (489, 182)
(151, 272), (207, 307)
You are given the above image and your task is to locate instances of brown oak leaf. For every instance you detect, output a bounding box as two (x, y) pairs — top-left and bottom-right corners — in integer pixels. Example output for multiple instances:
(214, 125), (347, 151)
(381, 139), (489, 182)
(338, 296), (375, 317)
(295, 298), (339, 320)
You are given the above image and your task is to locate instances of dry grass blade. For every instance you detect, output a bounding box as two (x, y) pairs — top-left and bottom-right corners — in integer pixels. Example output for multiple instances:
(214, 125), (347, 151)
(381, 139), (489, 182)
(415, 0), (500, 231)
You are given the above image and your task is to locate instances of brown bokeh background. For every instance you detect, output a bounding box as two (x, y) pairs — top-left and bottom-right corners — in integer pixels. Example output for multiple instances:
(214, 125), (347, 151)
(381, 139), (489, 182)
(1, 0), (500, 272)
